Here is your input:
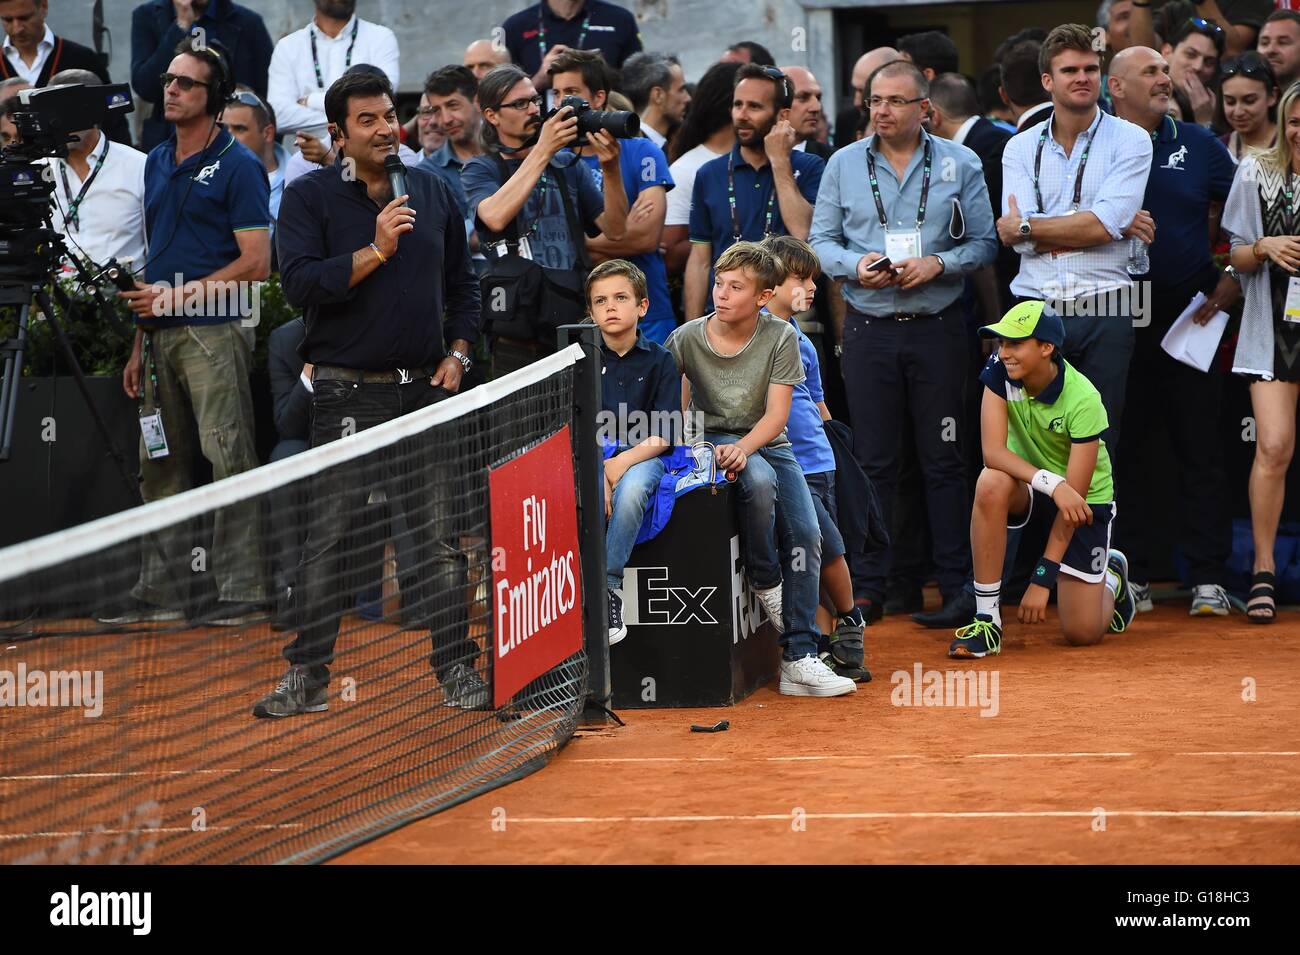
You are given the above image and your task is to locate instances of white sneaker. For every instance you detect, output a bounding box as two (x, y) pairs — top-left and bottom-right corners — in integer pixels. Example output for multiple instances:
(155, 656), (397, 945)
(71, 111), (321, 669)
(1131, 582), (1154, 613)
(752, 582), (785, 634)
(1190, 584), (1231, 616)
(779, 654), (856, 697)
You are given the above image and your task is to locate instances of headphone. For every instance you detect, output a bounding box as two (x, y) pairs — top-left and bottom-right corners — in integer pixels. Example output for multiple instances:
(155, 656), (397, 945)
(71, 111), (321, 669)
(183, 35), (235, 116)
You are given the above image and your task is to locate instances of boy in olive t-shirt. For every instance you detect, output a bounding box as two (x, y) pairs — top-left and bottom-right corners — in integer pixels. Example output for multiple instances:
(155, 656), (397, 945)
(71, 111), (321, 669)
(666, 242), (855, 698)
(950, 300), (1137, 660)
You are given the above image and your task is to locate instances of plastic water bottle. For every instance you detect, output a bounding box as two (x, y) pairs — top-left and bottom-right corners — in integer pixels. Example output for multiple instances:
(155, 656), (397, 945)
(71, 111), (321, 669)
(1127, 237), (1150, 276)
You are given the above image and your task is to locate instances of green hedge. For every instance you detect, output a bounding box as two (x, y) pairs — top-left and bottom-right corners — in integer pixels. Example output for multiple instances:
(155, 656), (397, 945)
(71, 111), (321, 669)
(0, 274), (301, 378)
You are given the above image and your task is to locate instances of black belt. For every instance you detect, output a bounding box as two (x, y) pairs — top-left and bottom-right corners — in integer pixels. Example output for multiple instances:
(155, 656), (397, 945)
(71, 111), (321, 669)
(312, 365), (433, 385)
(849, 302), (957, 322)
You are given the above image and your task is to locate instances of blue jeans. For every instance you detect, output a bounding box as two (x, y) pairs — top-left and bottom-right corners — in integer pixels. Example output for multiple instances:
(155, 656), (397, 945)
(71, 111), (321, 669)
(707, 433), (822, 659)
(606, 455), (667, 590)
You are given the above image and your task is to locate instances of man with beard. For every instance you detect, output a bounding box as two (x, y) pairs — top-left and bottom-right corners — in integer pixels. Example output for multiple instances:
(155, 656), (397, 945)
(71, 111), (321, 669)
(130, 0), (273, 150)
(267, 0), (398, 144)
(684, 64), (824, 320)
(260, 69), (483, 716)
(620, 52), (689, 151)
(416, 65), (479, 218)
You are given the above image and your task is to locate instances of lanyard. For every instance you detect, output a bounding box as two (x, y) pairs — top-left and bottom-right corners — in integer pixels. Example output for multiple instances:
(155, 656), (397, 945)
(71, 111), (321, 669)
(1033, 111), (1104, 214)
(865, 136), (932, 229)
(310, 18), (359, 90)
(57, 136), (109, 232)
(538, 3), (589, 58)
(727, 152), (778, 240)
(138, 331), (160, 416)
(529, 172), (550, 236)
(1285, 173), (1298, 237)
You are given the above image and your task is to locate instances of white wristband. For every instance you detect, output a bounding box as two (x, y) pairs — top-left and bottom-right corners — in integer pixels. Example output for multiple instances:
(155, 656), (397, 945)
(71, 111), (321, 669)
(1032, 469), (1065, 495)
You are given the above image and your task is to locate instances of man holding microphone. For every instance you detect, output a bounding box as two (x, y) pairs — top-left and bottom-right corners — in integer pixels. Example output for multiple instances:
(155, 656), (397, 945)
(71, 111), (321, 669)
(257, 69), (483, 718)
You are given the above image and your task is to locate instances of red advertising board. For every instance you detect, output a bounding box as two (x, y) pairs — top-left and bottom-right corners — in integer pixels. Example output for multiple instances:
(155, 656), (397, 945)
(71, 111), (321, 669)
(488, 425), (584, 708)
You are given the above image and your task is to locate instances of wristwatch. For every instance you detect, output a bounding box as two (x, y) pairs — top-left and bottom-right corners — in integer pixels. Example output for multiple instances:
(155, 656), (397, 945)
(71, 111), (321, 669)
(1018, 216), (1031, 237)
(933, 253), (946, 274)
(1225, 264), (1242, 285)
(449, 348), (473, 373)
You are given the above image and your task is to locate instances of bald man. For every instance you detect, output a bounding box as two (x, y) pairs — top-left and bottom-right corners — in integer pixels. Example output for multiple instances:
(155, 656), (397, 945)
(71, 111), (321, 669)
(1106, 44), (1237, 619)
(834, 47), (899, 146)
(463, 38), (508, 81)
(780, 65), (832, 160)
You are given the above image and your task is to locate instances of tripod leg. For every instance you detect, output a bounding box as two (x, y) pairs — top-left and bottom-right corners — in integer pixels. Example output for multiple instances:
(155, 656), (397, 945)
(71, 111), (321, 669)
(0, 303), (30, 462)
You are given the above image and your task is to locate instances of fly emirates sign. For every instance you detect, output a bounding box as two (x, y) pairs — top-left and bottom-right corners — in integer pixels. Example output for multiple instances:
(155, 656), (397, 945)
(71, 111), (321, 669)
(489, 426), (584, 707)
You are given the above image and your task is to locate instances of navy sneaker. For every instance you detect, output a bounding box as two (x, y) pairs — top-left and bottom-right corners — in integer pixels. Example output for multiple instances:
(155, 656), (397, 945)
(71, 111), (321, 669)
(949, 614), (1003, 659)
(1108, 549), (1136, 633)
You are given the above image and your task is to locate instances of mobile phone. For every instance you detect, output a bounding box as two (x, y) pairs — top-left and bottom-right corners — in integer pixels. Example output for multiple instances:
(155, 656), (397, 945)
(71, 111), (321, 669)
(867, 256), (894, 272)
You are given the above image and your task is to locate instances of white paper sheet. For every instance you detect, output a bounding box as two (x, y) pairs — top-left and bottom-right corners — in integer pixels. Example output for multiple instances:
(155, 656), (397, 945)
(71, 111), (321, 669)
(1160, 292), (1229, 372)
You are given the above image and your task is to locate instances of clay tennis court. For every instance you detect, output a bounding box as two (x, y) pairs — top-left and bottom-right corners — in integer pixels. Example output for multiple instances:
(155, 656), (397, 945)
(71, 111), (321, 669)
(337, 595), (1300, 864)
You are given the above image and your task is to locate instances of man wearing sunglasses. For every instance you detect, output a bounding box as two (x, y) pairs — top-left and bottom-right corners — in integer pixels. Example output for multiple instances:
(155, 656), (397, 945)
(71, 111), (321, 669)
(1160, 17), (1226, 125)
(222, 89), (287, 240)
(1129, 2), (1272, 59)
(811, 59), (997, 627)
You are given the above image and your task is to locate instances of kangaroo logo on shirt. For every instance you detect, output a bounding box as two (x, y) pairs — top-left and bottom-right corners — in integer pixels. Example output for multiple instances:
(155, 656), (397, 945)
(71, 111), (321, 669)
(193, 160), (221, 184)
(1161, 145), (1188, 170)
(1048, 416), (1065, 433)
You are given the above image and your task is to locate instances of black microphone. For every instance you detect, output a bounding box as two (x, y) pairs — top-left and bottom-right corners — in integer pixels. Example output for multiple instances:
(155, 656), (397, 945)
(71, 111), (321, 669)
(384, 153), (407, 207)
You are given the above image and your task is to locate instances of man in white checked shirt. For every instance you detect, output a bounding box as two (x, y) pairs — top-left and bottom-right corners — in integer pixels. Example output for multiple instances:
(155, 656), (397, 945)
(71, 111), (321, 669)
(997, 23), (1154, 458)
(267, 0), (398, 142)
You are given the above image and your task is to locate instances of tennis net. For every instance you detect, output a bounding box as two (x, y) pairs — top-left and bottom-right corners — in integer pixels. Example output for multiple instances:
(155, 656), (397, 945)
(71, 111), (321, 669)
(0, 344), (592, 864)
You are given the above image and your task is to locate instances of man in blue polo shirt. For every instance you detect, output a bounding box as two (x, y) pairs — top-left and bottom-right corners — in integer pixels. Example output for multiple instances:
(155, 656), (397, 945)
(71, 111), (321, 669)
(103, 38), (271, 628)
(503, 0), (641, 91)
(1108, 45), (1237, 617)
(685, 64), (824, 320)
(548, 48), (676, 342)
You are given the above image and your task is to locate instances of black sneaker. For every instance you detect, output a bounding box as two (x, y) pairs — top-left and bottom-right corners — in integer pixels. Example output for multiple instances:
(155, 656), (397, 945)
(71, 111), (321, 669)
(251, 665), (328, 718)
(829, 617), (865, 668)
(608, 589), (628, 646)
(96, 598), (184, 626)
(440, 662), (490, 710)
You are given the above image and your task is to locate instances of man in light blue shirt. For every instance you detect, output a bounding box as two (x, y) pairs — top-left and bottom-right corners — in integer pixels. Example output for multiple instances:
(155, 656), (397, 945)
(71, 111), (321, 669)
(995, 23), (1153, 457)
(810, 58), (997, 623)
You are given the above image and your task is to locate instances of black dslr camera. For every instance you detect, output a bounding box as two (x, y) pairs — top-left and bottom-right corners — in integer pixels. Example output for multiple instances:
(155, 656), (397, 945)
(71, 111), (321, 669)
(550, 95), (640, 144)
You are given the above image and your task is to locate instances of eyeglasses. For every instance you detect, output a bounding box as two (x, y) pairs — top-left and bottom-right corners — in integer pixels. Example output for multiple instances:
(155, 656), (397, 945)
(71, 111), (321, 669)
(868, 95), (926, 110)
(496, 95), (543, 112)
(159, 72), (210, 93)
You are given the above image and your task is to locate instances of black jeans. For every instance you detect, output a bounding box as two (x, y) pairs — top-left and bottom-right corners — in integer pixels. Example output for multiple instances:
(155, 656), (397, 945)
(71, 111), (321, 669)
(1115, 266), (1231, 585)
(284, 377), (478, 680)
(843, 304), (973, 602)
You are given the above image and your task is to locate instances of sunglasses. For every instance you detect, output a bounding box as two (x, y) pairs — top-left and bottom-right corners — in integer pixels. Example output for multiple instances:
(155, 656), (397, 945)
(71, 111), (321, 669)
(1221, 55), (1274, 83)
(756, 65), (791, 99)
(159, 72), (210, 93)
(233, 90), (266, 110)
(1184, 16), (1226, 49)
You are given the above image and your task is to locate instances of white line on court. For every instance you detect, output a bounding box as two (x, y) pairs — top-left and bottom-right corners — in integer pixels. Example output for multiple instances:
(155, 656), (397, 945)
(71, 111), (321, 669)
(570, 751), (1298, 764)
(500, 810), (1300, 824)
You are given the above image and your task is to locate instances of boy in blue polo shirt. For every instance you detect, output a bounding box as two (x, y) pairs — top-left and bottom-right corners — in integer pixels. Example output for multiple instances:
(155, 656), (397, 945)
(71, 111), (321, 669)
(760, 235), (866, 678)
(590, 260), (679, 645)
(951, 300), (1137, 659)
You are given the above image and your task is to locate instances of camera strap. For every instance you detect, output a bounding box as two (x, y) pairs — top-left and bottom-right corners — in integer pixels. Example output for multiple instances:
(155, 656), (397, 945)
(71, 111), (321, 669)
(58, 136), (109, 233)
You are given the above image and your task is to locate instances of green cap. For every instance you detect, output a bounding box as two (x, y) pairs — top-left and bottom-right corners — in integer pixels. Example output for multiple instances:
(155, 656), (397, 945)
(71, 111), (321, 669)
(979, 300), (1065, 348)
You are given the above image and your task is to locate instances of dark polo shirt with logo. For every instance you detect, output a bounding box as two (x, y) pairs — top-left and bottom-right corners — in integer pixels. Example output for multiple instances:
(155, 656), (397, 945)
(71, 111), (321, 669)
(502, 0), (642, 76)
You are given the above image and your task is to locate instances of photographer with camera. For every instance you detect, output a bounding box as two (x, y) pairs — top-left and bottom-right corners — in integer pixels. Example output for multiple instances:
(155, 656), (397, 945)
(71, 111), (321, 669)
(98, 37), (270, 628)
(462, 62), (628, 373)
(548, 48), (675, 343)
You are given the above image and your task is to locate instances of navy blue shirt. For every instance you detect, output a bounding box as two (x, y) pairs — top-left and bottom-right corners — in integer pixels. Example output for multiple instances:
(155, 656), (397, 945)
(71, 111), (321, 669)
(579, 137), (676, 343)
(689, 143), (824, 256)
(600, 332), (680, 445)
(503, 0), (642, 77)
(276, 161), (481, 370)
(131, 0), (274, 151)
(1143, 115), (1236, 287)
(143, 129), (270, 325)
(417, 141), (471, 219)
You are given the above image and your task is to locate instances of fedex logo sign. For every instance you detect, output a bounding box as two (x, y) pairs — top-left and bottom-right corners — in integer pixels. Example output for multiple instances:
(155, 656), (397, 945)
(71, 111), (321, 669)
(620, 567), (718, 626)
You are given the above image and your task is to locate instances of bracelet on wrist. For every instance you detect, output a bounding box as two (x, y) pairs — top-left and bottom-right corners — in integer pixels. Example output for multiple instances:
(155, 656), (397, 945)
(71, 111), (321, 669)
(369, 242), (388, 265)
(1032, 557), (1061, 588)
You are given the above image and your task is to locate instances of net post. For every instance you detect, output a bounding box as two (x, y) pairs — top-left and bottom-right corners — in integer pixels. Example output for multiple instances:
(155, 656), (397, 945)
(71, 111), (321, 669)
(559, 324), (613, 725)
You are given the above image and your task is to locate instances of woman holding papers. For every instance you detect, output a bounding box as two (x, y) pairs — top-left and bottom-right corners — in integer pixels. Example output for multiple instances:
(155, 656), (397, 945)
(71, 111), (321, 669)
(1224, 83), (1300, 623)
